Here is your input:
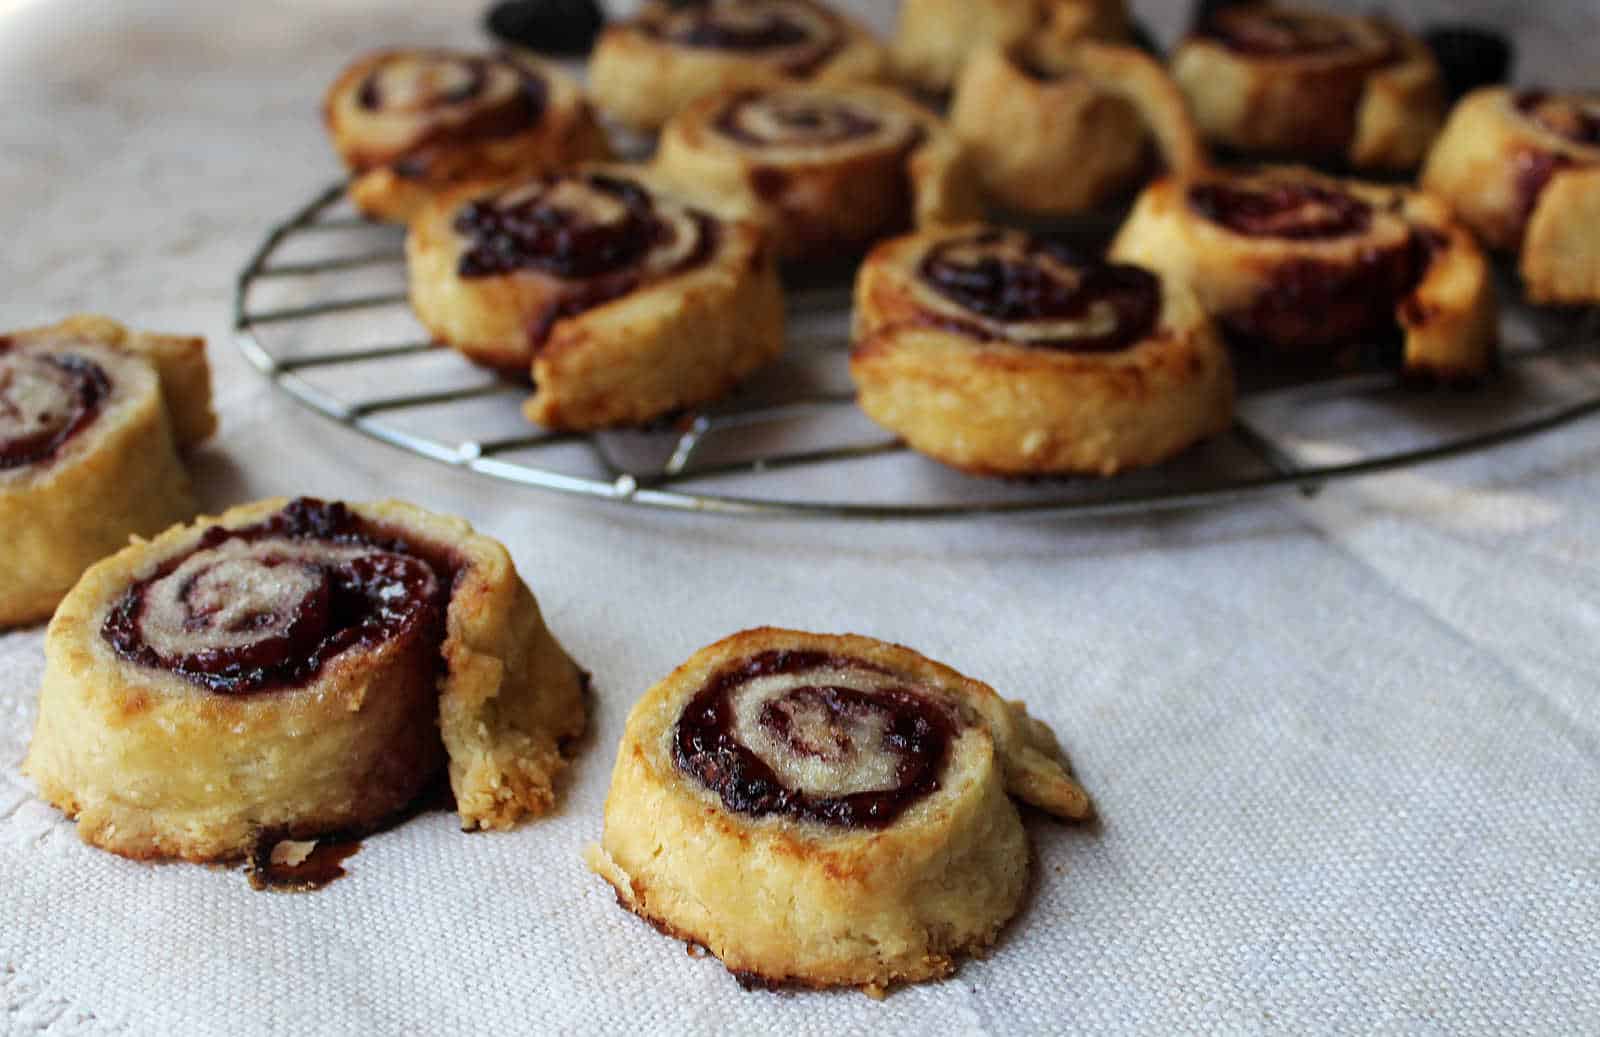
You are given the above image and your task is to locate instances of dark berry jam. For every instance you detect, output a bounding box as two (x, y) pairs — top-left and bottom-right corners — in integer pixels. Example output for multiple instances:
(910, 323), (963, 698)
(1223, 249), (1421, 352)
(454, 173), (715, 281)
(918, 232), (1162, 353)
(673, 649), (955, 829)
(0, 349), (111, 470)
(101, 499), (452, 695)
(1188, 180), (1373, 240)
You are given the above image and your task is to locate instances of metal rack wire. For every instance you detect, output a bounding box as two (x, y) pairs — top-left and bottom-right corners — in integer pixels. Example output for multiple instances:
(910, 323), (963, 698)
(234, 183), (1600, 519)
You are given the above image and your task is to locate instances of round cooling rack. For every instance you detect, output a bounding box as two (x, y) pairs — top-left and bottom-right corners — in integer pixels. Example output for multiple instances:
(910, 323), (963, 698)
(234, 183), (1600, 520)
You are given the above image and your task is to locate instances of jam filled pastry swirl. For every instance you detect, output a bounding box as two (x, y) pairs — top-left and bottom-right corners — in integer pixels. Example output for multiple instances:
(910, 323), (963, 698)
(24, 497), (588, 862)
(408, 167), (784, 430)
(951, 39), (1206, 216)
(1422, 88), (1600, 304)
(324, 48), (608, 224)
(1172, 4), (1446, 171)
(589, 0), (887, 132)
(654, 83), (982, 260)
(587, 628), (1092, 996)
(0, 315), (213, 628)
(893, 0), (1129, 94)
(1110, 167), (1498, 381)
(849, 225), (1233, 477)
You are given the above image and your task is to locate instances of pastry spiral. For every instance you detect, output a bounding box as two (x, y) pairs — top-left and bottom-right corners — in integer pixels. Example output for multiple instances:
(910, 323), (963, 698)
(408, 166), (784, 429)
(850, 225), (1233, 476)
(324, 48), (609, 223)
(589, 0), (887, 132)
(1110, 167), (1498, 380)
(654, 83), (981, 260)
(588, 628), (1091, 996)
(1422, 88), (1600, 304)
(24, 497), (588, 861)
(1, 315), (213, 628)
(893, 0), (1128, 94)
(950, 40), (1205, 215)
(1173, 4), (1445, 171)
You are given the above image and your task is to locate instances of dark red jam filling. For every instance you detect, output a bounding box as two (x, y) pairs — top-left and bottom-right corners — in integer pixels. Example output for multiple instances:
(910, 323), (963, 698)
(0, 350), (111, 470)
(1201, 8), (1359, 57)
(673, 649), (955, 829)
(918, 233), (1161, 353)
(1511, 148), (1575, 244)
(454, 173), (714, 280)
(102, 498), (452, 695)
(1189, 180), (1373, 240)
(1515, 91), (1600, 148)
(712, 92), (884, 147)
(1224, 249), (1421, 352)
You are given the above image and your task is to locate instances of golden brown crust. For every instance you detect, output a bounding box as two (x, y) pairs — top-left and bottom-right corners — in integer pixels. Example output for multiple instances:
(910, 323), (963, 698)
(0, 316), (212, 628)
(1109, 168), (1498, 380)
(324, 48), (609, 224)
(407, 166), (785, 430)
(951, 41), (1203, 215)
(588, 627), (1091, 996)
(850, 225), (1235, 477)
(1521, 167), (1600, 305)
(589, 0), (888, 133)
(893, 0), (1128, 94)
(1422, 88), (1600, 304)
(653, 83), (981, 260)
(23, 497), (586, 860)
(1172, 7), (1444, 171)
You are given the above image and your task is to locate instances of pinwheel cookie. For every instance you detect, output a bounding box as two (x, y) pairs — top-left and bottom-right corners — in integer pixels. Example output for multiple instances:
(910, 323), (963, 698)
(850, 225), (1234, 476)
(654, 82), (981, 260)
(1173, 4), (1446, 171)
(590, 0), (887, 132)
(324, 47), (608, 223)
(1111, 166), (1498, 380)
(0, 315), (213, 628)
(25, 497), (588, 861)
(408, 166), (784, 429)
(1422, 88), (1600, 304)
(588, 628), (1092, 996)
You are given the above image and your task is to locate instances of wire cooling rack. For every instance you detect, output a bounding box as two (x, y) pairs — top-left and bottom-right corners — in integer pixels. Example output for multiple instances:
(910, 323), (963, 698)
(234, 183), (1600, 519)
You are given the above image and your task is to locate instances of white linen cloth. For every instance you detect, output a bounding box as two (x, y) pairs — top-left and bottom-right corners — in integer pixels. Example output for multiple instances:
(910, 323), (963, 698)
(3, 2), (1598, 1033)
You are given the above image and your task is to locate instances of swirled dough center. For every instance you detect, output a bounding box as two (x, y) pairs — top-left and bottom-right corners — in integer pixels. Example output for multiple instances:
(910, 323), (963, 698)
(103, 501), (447, 694)
(712, 92), (911, 153)
(1188, 179), (1374, 240)
(731, 669), (913, 797)
(0, 351), (109, 471)
(1204, 8), (1362, 57)
(673, 651), (959, 828)
(643, 0), (838, 60)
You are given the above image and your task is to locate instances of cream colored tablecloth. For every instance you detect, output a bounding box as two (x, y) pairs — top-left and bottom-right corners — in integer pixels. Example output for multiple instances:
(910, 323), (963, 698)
(3, 2), (1598, 1033)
